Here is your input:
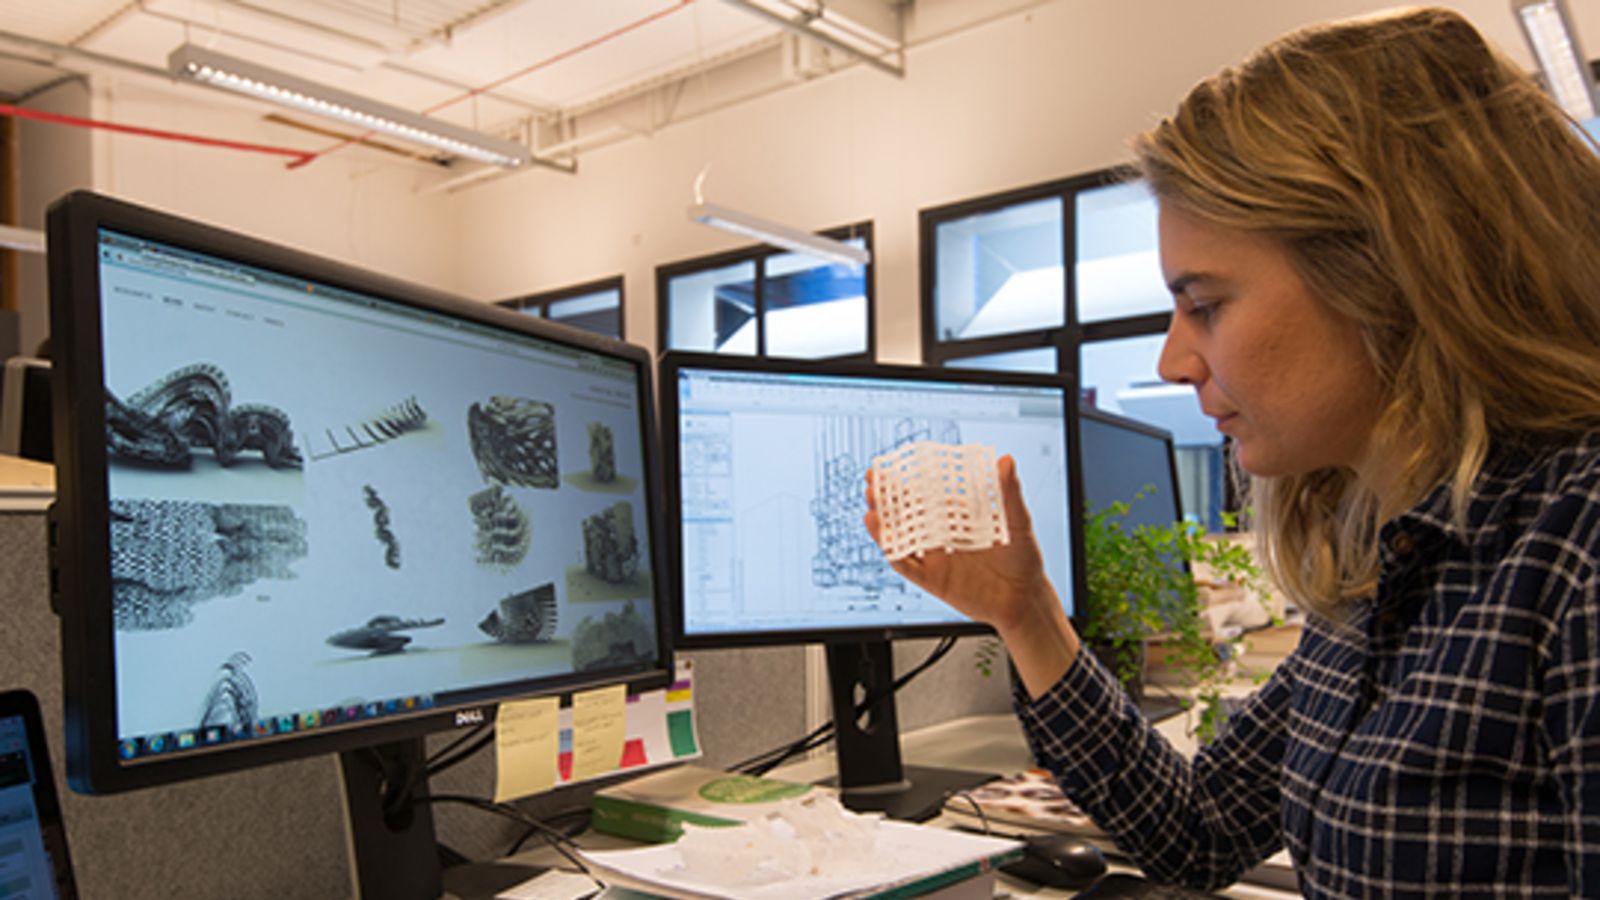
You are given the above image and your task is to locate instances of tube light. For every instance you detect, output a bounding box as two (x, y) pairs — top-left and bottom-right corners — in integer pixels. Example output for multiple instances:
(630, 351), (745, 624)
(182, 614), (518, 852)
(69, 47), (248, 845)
(1514, 0), (1598, 120)
(168, 44), (532, 168)
(688, 203), (870, 267)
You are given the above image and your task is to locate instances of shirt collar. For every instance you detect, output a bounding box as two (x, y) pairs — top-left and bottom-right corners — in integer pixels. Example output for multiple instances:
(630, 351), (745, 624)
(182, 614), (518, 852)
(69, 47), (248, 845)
(1376, 435), (1586, 570)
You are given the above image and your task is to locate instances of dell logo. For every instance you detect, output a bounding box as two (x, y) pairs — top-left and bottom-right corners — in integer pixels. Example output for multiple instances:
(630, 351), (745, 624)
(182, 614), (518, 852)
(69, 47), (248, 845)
(455, 709), (486, 726)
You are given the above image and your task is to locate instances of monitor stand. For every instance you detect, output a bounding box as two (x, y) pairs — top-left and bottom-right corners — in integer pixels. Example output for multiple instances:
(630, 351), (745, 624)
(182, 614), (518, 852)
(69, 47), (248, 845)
(819, 640), (994, 822)
(339, 739), (541, 900)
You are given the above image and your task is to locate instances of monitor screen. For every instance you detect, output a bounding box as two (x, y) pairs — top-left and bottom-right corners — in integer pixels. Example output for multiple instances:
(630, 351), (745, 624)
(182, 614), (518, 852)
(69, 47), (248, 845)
(1078, 405), (1182, 534)
(663, 354), (1080, 646)
(46, 191), (671, 897)
(0, 690), (77, 900)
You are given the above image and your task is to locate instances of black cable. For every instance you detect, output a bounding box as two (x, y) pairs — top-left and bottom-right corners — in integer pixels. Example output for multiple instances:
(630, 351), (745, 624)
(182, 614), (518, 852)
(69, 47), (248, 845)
(734, 635), (959, 776)
(427, 722), (490, 770)
(736, 720), (834, 777)
(742, 635), (959, 775)
(507, 807), (591, 857)
(427, 728), (496, 779)
(425, 793), (597, 878)
(363, 723), (494, 830)
(948, 789), (992, 835)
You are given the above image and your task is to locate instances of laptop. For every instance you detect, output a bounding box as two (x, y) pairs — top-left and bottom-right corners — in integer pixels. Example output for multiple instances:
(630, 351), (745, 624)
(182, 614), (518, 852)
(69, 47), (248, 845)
(0, 689), (78, 899)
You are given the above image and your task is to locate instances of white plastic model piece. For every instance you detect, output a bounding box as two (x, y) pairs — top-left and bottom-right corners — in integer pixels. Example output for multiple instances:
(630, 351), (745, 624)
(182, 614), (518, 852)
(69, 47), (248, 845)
(870, 441), (1008, 560)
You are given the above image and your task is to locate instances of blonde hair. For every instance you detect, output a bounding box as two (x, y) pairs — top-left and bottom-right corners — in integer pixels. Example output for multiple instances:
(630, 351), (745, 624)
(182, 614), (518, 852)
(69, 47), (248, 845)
(1133, 7), (1600, 618)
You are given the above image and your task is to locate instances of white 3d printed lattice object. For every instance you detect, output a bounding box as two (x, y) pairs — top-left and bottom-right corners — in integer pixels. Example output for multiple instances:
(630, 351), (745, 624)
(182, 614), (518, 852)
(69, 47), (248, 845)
(871, 441), (1009, 560)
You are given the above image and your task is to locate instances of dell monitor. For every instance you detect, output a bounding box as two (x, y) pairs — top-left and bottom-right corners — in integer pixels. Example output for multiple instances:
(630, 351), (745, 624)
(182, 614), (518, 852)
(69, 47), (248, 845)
(659, 351), (1082, 821)
(45, 190), (672, 900)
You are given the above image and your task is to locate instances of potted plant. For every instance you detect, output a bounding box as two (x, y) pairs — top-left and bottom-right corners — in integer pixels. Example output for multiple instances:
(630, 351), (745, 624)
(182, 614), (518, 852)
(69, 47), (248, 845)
(1078, 488), (1271, 742)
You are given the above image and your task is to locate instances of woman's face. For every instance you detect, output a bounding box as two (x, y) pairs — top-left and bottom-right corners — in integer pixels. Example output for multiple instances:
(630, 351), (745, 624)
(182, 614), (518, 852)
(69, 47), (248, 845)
(1156, 205), (1383, 479)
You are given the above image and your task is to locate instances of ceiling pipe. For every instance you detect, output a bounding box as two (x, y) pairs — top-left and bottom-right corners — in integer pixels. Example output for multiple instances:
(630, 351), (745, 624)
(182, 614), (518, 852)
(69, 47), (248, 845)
(0, 101), (314, 165)
(0, 28), (169, 81)
(145, 0), (393, 64)
(293, 0), (696, 168)
(718, 0), (903, 78)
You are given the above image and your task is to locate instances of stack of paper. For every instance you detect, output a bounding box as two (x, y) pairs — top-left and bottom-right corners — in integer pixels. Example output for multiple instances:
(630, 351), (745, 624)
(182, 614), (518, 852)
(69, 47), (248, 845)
(577, 820), (1019, 900)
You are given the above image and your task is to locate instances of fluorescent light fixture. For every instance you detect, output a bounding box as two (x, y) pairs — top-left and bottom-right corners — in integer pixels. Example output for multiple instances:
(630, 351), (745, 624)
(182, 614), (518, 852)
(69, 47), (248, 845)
(1514, 0), (1598, 120)
(0, 225), (45, 254)
(168, 44), (532, 168)
(688, 203), (870, 266)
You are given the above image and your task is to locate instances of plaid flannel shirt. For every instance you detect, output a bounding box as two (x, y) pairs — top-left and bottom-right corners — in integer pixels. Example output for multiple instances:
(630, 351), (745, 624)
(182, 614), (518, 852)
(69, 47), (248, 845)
(1017, 433), (1600, 897)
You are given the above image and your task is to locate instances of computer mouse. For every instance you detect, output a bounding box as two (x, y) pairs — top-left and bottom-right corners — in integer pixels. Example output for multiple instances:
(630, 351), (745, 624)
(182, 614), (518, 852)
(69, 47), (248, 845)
(1000, 833), (1109, 890)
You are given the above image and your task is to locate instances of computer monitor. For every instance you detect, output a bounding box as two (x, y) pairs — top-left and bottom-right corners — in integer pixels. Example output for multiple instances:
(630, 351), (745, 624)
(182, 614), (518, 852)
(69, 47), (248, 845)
(1077, 405), (1183, 533)
(1078, 405), (1186, 719)
(658, 351), (1082, 821)
(45, 190), (672, 900)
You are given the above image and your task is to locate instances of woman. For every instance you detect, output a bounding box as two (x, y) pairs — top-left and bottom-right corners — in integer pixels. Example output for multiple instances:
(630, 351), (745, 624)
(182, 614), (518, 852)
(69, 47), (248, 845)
(867, 7), (1600, 896)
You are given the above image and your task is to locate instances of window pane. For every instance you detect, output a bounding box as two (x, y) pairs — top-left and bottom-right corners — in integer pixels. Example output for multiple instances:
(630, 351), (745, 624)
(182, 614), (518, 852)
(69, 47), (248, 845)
(933, 197), (1064, 342)
(547, 288), (621, 338)
(1081, 334), (1226, 528)
(940, 347), (1056, 374)
(761, 242), (867, 359)
(666, 261), (758, 354)
(1075, 180), (1168, 323)
(508, 304), (543, 318)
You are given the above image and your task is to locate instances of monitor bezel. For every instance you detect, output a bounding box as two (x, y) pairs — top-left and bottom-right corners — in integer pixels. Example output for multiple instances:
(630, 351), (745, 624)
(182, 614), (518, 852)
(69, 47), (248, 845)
(658, 350), (1086, 651)
(47, 190), (674, 794)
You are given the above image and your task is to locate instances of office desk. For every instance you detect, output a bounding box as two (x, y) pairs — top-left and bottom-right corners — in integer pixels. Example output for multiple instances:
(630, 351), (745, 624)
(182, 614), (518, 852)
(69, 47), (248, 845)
(480, 709), (1299, 900)
(769, 712), (1295, 900)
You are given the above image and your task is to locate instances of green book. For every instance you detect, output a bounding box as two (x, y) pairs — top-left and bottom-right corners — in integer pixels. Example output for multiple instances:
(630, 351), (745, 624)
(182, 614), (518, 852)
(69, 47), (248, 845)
(590, 765), (828, 843)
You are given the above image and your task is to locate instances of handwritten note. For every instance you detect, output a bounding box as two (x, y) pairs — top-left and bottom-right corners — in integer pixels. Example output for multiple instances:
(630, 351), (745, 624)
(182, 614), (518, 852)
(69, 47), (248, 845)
(494, 696), (559, 803)
(569, 684), (627, 782)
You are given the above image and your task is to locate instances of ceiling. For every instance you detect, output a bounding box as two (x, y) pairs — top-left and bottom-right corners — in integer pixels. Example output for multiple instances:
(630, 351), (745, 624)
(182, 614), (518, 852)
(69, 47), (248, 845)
(0, 0), (920, 170)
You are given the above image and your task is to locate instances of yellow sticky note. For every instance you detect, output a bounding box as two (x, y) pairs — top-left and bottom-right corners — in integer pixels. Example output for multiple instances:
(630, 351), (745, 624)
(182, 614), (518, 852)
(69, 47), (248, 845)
(570, 684), (627, 782)
(493, 696), (559, 803)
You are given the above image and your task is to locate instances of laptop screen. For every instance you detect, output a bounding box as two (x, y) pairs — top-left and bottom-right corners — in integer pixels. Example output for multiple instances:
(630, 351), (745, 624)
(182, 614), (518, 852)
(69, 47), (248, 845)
(0, 691), (77, 900)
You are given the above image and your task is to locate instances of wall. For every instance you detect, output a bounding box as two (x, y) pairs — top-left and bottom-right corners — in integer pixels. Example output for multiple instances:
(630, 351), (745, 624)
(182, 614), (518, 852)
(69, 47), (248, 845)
(442, 0), (1598, 362)
(12, 72), (461, 354)
(16, 79), (93, 358)
(17, 0), (1599, 356)
(16, 0), (1599, 354)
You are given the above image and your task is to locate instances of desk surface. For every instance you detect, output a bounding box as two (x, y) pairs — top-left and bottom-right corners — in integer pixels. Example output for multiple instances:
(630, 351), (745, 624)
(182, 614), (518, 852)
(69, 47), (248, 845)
(776, 712), (1292, 900)
(484, 707), (1298, 900)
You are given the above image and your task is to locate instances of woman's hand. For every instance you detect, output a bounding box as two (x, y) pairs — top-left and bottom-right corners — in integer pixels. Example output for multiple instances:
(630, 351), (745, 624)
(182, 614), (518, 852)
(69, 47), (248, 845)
(864, 454), (1081, 697)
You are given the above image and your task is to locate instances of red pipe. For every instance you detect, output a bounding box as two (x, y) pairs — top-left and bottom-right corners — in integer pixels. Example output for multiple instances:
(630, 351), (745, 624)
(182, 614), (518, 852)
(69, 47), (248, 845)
(0, 101), (315, 166)
(288, 0), (696, 169)
(423, 0), (697, 112)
